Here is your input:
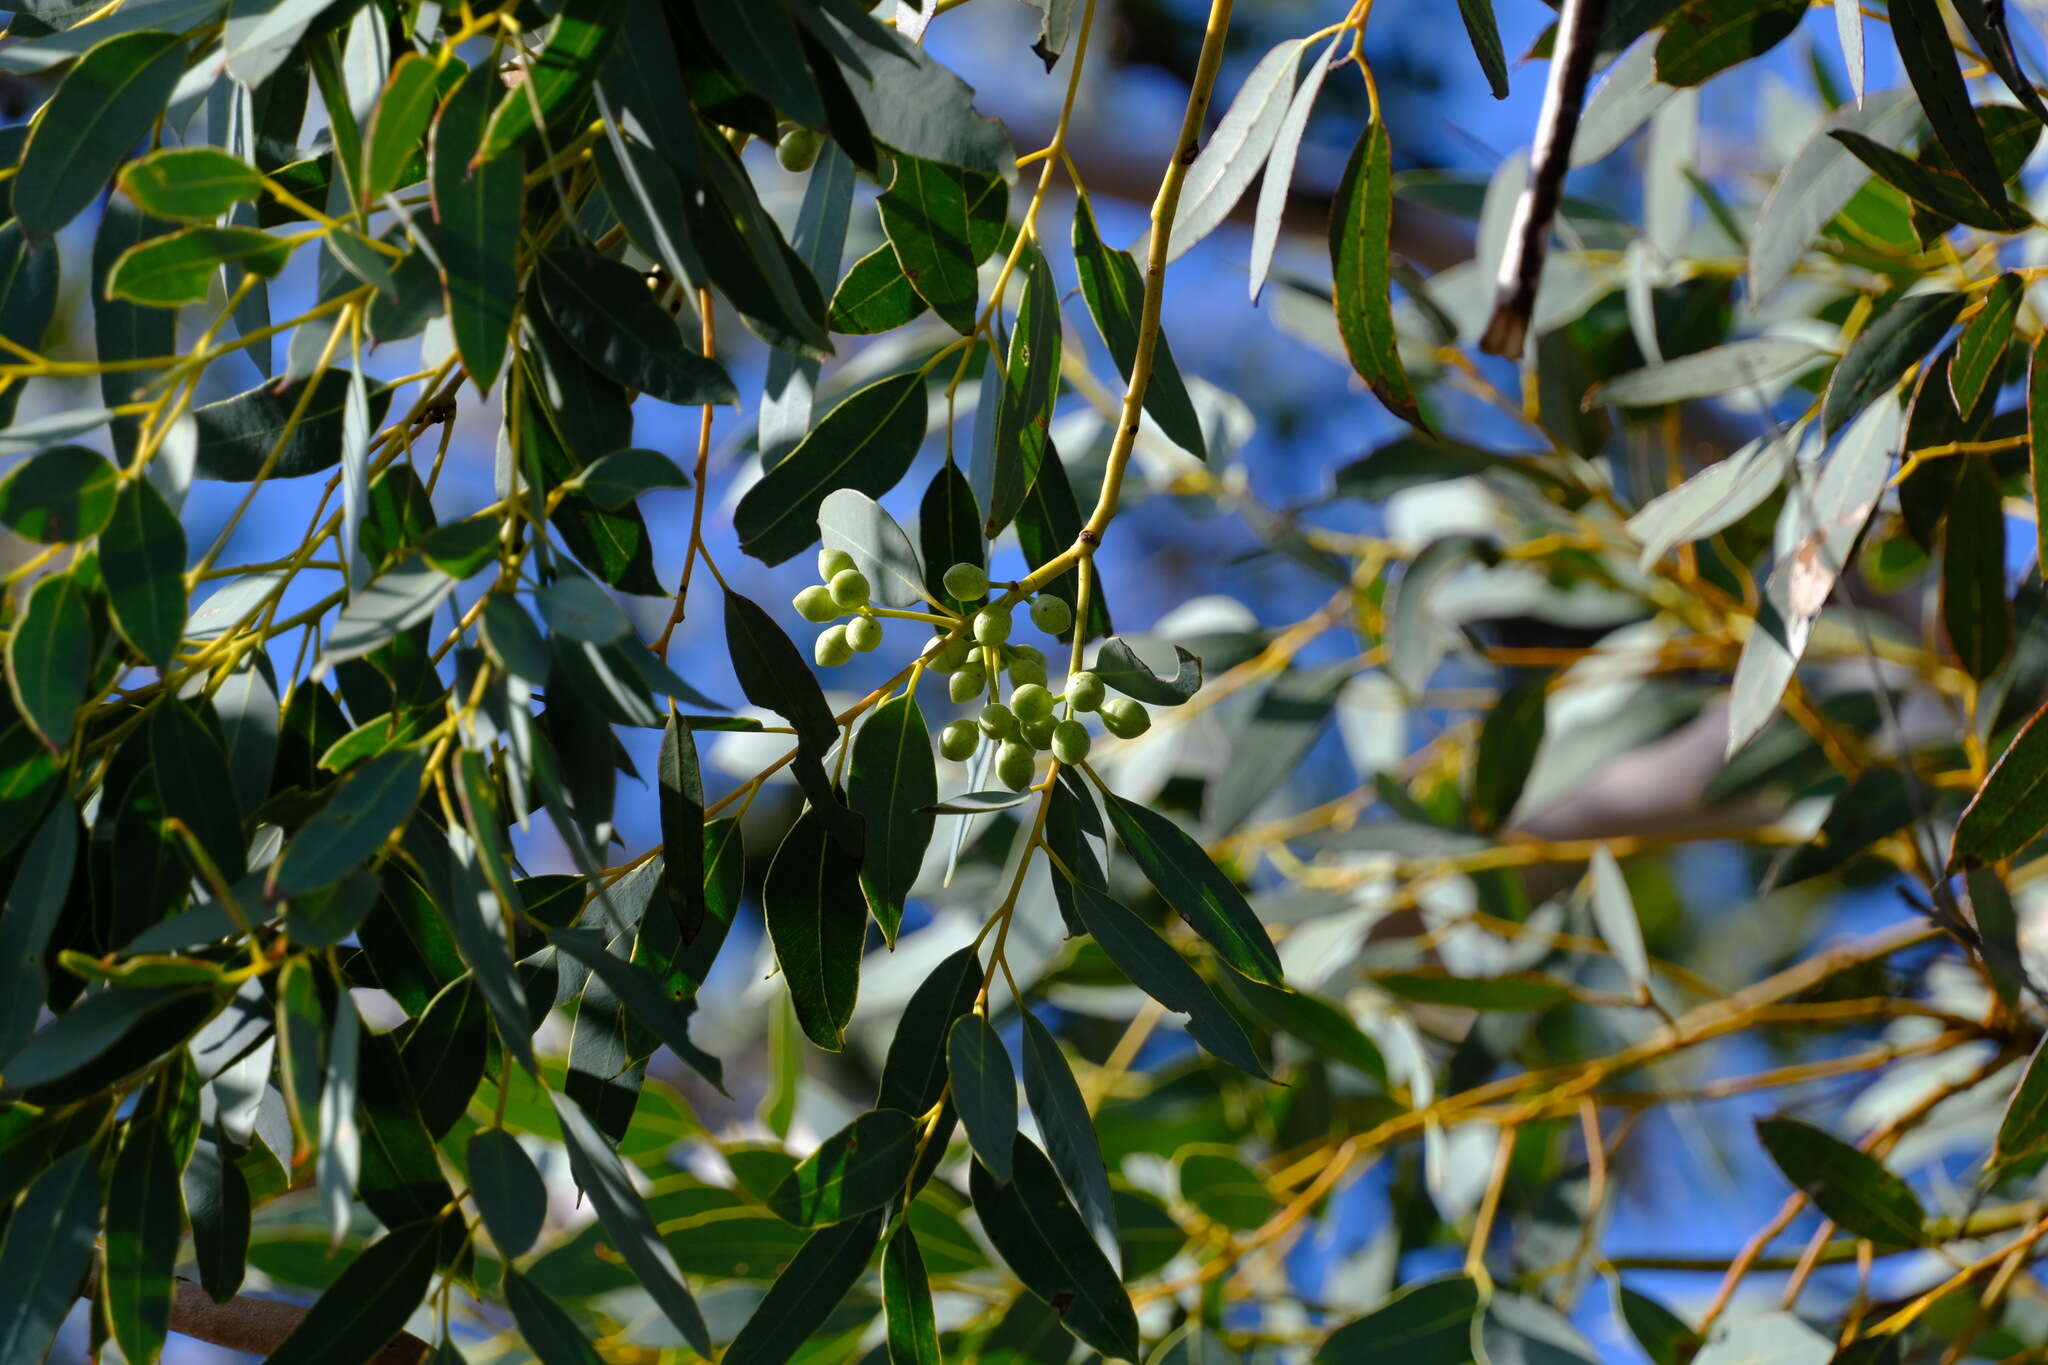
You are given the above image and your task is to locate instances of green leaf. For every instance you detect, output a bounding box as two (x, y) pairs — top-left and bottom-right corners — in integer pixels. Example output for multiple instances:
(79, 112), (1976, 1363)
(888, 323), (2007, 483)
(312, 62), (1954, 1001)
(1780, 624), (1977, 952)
(363, 54), (440, 200)
(397, 973), (486, 1138)
(1373, 968), (1575, 1010)
(0, 220), (59, 425)
(830, 245), (929, 334)
(879, 154), (1005, 335)
(1750, 90), (1925, 301)
(1589, 336), (1826, 406)
(879, 945), (982, 1115)
(1830, 130), (2028, 232)
(323, 555), (459, 665)
(1689, 1313), (1835, 1365)
(265, 1219), (442, 1365)
(1072, 195), (1207, 460)
(1941, 456), (2011, 680)
(1951, 699), (2048, 867)
(725, 1212), (885, 1365)
(118, 146), (263, 221)
(969, 1136), (1140, 1361)
(723, 589), (863, 850)
(504, 1270), (608, 1365)
(0, 1145), (101, 1365)
(1822, 291), (1967, 434)
(7, 569), (92, 750)
(194, 370), (394, 481)
(767, 1107), (922, 1225)
(539, 573), (633, 645)
(150, 696), (247, 881)
(469, 1127), (547, 1258)
(1091, 637), (1202, 705)
(1454, 0), (1510, 98)
(1316, 1275), (1480, 1364)
(2035, 336), (2048, 573)
(1754, 1116), (1926, 1246)
(1170, 39), (1302, 262)
(848, 696), (936, 943)
(1952, 0), (2048, 124)
(13, 29), (187, 238)
(1251, 34), (1345, 301)
(0, 444), (115, 543)
(884, 1226), (942, 1365)
(1178, 1146), (1276, 1230)
(657, 712), (708, 950)
(1588, 846), (1653, 1001)
(537, 250), (736, 405)
(1889, 0), (2013, 207)
(699, 0), (824, 127)
(1019, 1011), (1119, 1264)
(1951, 273), (2021, 414)
(106, 224), (293, 306)
(736, 371), (927, 566)
(764, 809), (865, 1051)
(1652, 0), (1807, 87)
(103, 1111), (181, 1364)
(1104, 793), (1283, 986)
(184, 1136), (251, 1304)
(1470, 676), (1545, 830)
(1014, 445), (1111, 642)
(477, 0), (626, 165)
(1615, 1286), (1699, 1365)
(986, 245), (1063, 538)
(820, 489), (927, 609)
(1625, 427), (1797, 567)
(1329, 121), (1424, 430)
(0, 807), (74, 1066)
(97, 474), (186, 667)
(1219, 974), (1386, 1083)
(949, 1015), (1018, 1181)
(923, 790), (1037, 814)
(431, 61), (522, 392)
(578, 448), (690, 510)
(1068, 880), (1266, 1076)
(550, 928), (725, 1092)
(551, 1091), (711, 1353)
(271, 747), (426, 897)
(824, 23), (1014, 180)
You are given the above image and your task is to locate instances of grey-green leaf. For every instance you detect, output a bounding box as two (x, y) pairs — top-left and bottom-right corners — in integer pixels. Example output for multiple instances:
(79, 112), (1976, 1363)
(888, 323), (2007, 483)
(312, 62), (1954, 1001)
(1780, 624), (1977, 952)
(14, 30), (188, 238)
(949, 1015), (1018, 1182)
(469, 1127), (547, 1257)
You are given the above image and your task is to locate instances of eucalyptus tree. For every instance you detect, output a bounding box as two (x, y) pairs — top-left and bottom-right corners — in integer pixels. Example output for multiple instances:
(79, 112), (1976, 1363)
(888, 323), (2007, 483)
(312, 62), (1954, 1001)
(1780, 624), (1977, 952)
(3, 0), (2048, 1363)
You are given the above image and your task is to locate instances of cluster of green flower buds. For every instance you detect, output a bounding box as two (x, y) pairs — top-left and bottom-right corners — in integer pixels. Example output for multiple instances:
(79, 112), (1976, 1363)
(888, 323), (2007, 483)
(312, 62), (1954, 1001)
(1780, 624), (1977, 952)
(793, 548), (884, 667)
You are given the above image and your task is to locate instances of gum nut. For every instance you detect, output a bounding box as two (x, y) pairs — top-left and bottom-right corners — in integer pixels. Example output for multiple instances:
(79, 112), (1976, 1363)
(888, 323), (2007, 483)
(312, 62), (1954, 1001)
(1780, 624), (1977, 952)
(1051, 720), (1090, 765)
(996, 741), (1036, 791)
(1065, 671), (1105, 711)
(818, 547), (856, 580)
(1022, 715), (1057, 749)
(1010, 683), (1053, 722)
(1006, 646), (1047, 685)
(1029, 594), (1073, 635)
(846, 615), (883, 652)
(930, 635), (972, 672)
(939, 720), (979, 761)
(943, 561), (989, 600)
(793, 585), (839, 622)
(973, 607), (1012, 646)
(778, 126), (821, 172)
(948, 668), (985, 703)
(829, 568), (871, 610)
(979, 702), (1019, 740)
(814, 625), (852, 668)
(1101, 697), (1151, 738)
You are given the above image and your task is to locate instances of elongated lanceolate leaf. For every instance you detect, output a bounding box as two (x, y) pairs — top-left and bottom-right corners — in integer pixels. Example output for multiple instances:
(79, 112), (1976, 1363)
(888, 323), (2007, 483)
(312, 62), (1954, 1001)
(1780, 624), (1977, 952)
(1330, 121), (1425, 429)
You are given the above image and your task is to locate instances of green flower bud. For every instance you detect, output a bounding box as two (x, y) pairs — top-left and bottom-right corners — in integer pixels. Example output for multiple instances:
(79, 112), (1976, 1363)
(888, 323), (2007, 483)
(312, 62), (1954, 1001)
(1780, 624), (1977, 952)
(979, 702), (1019, 741)
(1005, 644), (1047, 686)
(928, 635), (972, 673)
(829, 568), (871, 610)
(1051, 720), (1091, 765)
(846, 615), (883, 652)
(938, 720), (979, 762)
(1029, 594), (1073, 636)
(942, 561), (989, 600)
(973, 606), (1011, 646)
(948, 666), (985, 704)
(793, 584), (840, 623)
(1010, 683), (1054, 722)
(818, 547), (856, 581)
(777, 126), (822, 173)
(996, 741), (1036, 792)
(1064, 670), (1105, 711)
(1099, 697), (1151, 738)
(1022, 715), (1057, 750)
(814, 625), (853, 668)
